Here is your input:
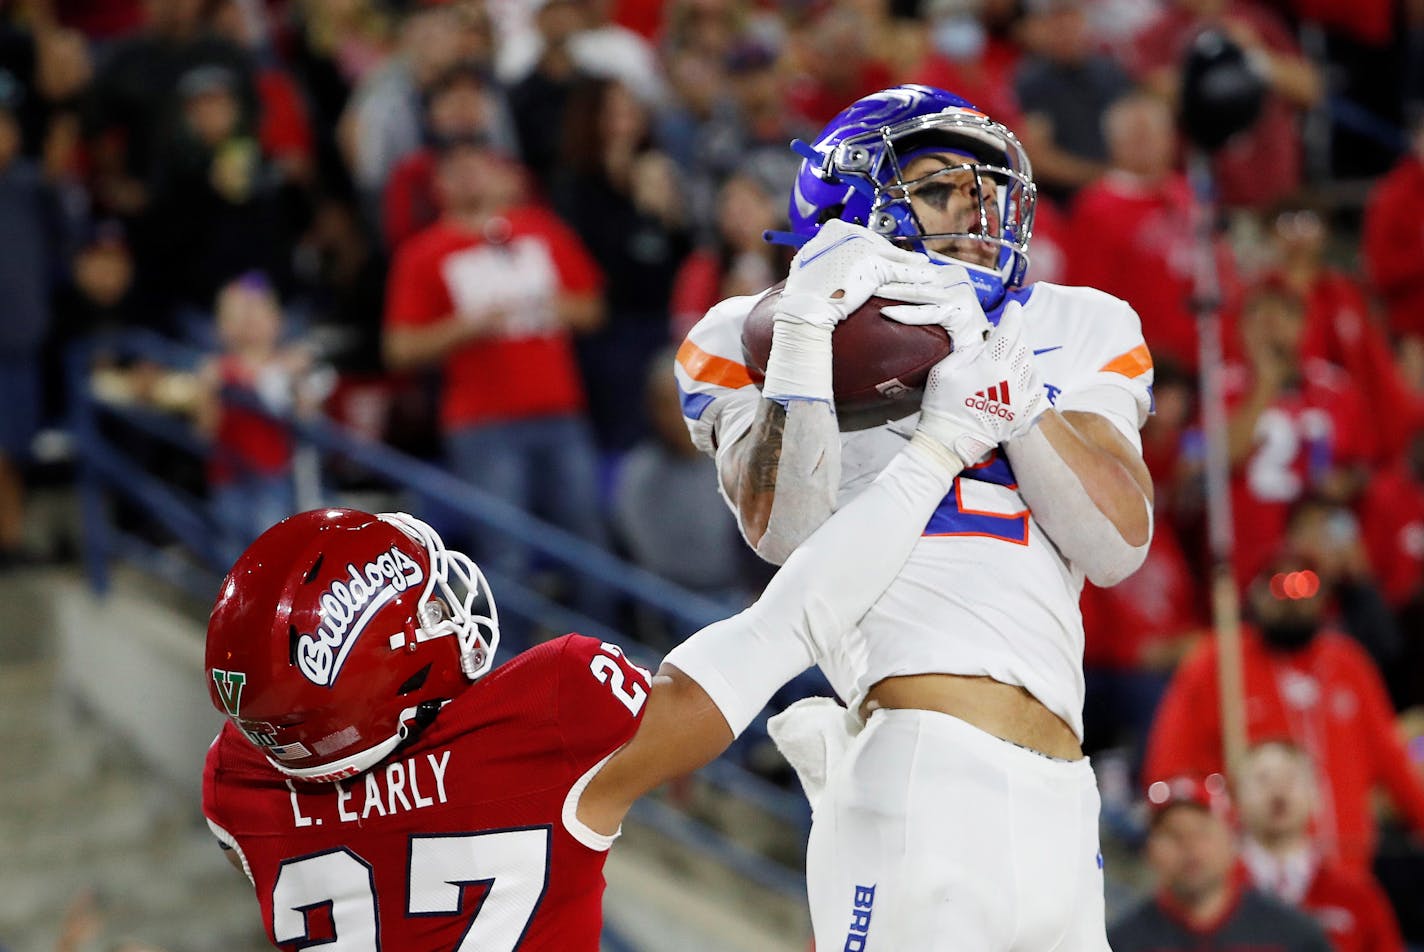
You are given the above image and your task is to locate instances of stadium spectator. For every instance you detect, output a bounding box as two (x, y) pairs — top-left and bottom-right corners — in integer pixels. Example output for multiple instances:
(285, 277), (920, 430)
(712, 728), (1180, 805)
(1129, 0), (1323, 210)
(54, 220), (140, 339)
(1014, 0), (1131, 204)
(1067, 92), (1238, 372)
(1361, 431), (1424, 614)
(1282, 497), (1402, 676)
(553, 78), (691, 450)
(655, 43), (726, 178)
(1110, 774), (1333, 952)
(905, 0), (1024, 147)
(1238, 740), (1407, 952)
(505, 0), (662, 180)
(0, 17), (92, 175)
(343, 5), (495, 210)
(82, 0), (258, 219)
(1271, 205), (1421, 461)
(383, 136), (612, 621)
(660, 0), (744, 62)
(612, 349), (750, 630)
(559, 0), (665, 108)
(1020, 180), (1070, 285)
(196, 274), (320, 563)
(669, 172), (788, 341)
(1224, 278), (1373, 588)
(1143, 551), (1424, 872)
(682, 40), (812, 230)
(146, 64), (287, 327)
(506, 0), (591, 185)
(280, 0), (388, 197)
(782, 7), (895, 127)
(209, 0), (317, 188)
(1363, 112), (1424, 344)
(381, 61), (511, 252)
(51, 0), (145, 42)
(1359, 431), (1424, 709)
(0, 80), (65, 566)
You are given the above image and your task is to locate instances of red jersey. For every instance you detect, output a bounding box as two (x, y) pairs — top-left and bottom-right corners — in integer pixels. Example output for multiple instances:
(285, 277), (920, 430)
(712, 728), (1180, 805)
(1360, 463), (1424, 609)
(256, 68), (314, 166)
(905, 39), (1025, 138)
(1223, 358), (1373, 588)
(1296, 270), (1422, 461)
(385, 208), (602, 430)
(1243, 844), (1406, 952)
(1300, 862), (1406, 952)
(203, 634), (650, 951)
(209, 356), (294, 485)
(1363, 156), (1424, 341)
(1143, 626), (1424, 872)
(1066, 171), (1239, 371)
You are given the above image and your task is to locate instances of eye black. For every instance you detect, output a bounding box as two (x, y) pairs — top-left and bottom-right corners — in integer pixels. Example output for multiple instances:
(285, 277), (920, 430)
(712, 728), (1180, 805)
(916, 183), (953, 210)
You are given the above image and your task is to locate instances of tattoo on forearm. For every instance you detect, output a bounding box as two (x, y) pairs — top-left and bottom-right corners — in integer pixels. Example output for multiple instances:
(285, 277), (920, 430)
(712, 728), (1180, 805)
(746, 400), (787, 494)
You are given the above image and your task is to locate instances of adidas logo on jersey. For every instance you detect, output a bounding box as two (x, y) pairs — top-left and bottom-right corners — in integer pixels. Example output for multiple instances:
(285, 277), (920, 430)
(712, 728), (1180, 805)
(965, 380), (1015, 420)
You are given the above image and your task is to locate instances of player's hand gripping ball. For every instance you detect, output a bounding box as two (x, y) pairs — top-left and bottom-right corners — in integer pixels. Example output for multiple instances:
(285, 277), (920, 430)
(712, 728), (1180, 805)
(743, 282), (952, 419)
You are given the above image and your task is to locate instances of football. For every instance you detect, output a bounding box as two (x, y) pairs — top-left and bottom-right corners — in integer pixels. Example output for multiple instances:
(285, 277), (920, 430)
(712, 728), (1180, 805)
(741, 280), (952, 424)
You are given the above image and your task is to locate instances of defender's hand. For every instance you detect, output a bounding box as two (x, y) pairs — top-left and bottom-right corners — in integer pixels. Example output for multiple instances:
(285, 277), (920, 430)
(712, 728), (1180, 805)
(915, 308), (1047, 466)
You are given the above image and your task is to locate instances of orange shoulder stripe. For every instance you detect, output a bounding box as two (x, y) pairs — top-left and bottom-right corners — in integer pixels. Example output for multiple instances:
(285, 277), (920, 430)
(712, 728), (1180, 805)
(1099, 343), (1153, 379)
(676, 338), (754, 390)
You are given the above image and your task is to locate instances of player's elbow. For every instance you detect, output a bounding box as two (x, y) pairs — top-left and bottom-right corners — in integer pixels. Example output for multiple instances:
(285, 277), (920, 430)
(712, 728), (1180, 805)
(750, 527), (795, 566)
(736, 503), (792, 565)
(1084, 549), (1147, 588)
(1080, 525), (1152, 587)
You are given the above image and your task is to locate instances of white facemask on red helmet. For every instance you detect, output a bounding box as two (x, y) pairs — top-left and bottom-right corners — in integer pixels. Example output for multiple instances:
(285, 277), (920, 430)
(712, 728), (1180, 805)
(205, 509), (499, 782)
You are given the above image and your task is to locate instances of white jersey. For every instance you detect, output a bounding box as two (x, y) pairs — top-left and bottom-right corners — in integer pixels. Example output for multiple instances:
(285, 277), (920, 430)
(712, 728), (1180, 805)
(673, 283), (1154, 740)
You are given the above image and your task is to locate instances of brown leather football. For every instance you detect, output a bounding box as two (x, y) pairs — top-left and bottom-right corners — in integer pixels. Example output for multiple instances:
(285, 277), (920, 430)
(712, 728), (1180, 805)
(741, 280), (952, 423)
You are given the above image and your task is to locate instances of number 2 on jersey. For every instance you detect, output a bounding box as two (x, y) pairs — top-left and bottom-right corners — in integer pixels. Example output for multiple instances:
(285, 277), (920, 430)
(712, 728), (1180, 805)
(589, 642), (648, 715)
(272, 826), (550, 950)
(923, 451), (1030, 545)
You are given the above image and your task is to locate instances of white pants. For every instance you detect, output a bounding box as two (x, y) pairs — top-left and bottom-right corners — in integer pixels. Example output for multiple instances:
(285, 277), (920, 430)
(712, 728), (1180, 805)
(805, 708), (1111, 952)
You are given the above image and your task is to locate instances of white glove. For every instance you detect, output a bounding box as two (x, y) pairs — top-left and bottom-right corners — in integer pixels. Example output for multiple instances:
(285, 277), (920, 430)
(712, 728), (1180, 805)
(880, 262), (993, 353)
(913, 307), (1047, 467)
(765, 221), (973, 402)
(773, 220), (943, 328)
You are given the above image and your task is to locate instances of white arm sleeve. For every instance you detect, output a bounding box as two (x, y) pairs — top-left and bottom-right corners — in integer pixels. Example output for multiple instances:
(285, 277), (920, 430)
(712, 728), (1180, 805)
(753, 398), (842, 565)
(664, 438), (959, 736)
(707, 395), (842, 566)
(1004, 413), (1152, 588)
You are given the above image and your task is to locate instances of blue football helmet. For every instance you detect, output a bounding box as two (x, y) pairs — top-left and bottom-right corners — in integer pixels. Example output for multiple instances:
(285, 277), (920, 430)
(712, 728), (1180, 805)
(771, 85), (1036, 309)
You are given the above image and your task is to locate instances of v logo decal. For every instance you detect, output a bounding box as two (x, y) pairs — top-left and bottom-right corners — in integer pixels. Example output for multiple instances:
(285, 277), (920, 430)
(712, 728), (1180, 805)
(212, 669), (247, 717)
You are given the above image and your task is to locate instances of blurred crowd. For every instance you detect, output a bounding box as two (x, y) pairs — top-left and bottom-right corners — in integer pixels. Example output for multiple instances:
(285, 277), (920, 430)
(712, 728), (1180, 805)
(3, 0), (1424, 945)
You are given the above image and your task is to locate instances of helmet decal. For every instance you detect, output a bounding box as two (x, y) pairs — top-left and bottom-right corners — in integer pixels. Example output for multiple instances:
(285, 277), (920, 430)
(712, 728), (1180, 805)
(205, 508), (500, 782)
(212, 668), (247, 716)
(297, 545), (425, 687)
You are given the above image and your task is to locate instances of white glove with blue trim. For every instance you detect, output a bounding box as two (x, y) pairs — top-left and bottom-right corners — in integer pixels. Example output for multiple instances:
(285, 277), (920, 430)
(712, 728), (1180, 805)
(764, 221), (971, 402)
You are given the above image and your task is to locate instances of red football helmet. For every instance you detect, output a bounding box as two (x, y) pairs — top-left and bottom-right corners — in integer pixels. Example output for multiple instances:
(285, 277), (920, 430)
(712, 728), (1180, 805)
(205, 508), (500, 782)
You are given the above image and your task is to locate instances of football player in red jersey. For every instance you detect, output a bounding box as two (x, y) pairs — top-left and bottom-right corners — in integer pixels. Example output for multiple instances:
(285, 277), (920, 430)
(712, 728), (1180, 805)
(203, 218), (1038, 951)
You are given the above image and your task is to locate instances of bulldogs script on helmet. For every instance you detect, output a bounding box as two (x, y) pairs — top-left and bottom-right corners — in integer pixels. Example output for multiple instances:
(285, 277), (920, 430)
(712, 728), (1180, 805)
(297, 545), (425, 686)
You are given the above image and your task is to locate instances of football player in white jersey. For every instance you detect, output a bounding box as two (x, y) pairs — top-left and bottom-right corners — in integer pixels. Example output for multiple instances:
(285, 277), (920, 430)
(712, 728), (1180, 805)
(664, 85), (1155, 950)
